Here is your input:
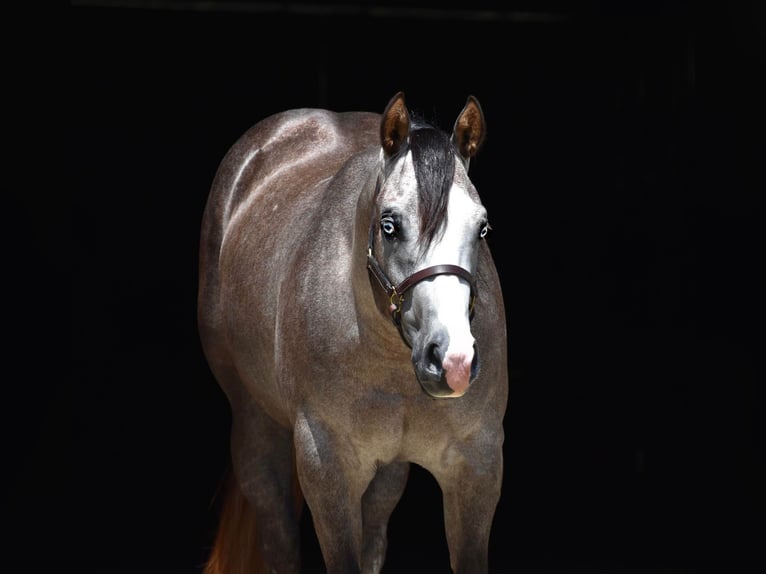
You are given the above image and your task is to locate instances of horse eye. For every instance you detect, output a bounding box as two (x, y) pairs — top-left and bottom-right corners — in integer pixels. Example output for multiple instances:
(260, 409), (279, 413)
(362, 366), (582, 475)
(381, 216), (397, 238)
(479, 222), (491, 239)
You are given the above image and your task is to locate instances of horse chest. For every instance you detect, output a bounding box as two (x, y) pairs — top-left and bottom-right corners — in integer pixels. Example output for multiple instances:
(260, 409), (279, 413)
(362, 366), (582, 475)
(339, 389), (472, 461)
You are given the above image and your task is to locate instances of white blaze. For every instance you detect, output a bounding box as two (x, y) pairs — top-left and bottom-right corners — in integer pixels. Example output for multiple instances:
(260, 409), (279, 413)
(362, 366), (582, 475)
(427, 180), (482, 395)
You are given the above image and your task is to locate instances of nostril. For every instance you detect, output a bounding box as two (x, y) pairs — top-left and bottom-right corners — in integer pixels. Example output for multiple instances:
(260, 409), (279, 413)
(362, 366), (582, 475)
(470, 344), (480, 381)
(426, 342), (444, 377)
(427, 342), (442, 364)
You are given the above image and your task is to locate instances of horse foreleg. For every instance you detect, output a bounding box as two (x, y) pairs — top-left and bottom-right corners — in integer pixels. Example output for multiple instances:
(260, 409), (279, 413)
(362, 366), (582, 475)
(228, 386), (302, 574)
(435, 441), (504, 574)
(293, 411), (374, 573)
(360, 461), (410, 573)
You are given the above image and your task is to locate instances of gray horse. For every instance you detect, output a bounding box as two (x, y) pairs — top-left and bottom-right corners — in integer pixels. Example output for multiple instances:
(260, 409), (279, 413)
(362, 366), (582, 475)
(198, 92), (508, 573)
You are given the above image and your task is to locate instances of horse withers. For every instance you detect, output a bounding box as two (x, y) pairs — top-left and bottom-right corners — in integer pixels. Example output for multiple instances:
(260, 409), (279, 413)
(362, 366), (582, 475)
(198, 92), (508, 573)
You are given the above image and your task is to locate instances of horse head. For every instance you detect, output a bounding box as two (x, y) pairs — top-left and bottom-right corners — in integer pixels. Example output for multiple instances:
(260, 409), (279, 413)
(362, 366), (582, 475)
(367, 92), (488, 399)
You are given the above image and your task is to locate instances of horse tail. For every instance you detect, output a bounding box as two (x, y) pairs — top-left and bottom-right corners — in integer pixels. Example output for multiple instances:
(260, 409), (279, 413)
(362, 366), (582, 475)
(203, 468), (261, 574)
(204, 459), (305, 574)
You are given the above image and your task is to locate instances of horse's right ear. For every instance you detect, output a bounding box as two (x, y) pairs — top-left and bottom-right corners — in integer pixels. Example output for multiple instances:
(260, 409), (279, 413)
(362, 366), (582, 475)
(380, 91), (410, 157)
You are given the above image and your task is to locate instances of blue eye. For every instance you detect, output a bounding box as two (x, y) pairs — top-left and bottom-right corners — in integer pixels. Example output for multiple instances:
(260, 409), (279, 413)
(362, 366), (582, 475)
(381, 216), (397, 237)
(479, 222), (490, 239)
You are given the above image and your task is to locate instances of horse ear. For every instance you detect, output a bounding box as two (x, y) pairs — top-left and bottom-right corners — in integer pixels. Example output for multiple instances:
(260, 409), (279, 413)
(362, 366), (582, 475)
(451, 95), (486, 169)
(380, 91), (410, 157)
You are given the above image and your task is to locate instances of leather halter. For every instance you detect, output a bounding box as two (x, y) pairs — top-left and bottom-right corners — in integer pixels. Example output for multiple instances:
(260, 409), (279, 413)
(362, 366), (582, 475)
(366, 182), (477, 342)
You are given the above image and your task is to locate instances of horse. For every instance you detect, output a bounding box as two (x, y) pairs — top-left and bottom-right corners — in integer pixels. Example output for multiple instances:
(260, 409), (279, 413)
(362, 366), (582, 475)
(197, 91), (508, 573)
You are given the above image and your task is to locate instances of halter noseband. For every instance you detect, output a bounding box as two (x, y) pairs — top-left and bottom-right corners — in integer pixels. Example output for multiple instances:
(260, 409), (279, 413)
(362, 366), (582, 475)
(366, 199), (477, 341)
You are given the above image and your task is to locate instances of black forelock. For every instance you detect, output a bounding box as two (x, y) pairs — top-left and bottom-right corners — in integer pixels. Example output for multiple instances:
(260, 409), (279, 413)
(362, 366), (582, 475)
(408, 123), (456, 249)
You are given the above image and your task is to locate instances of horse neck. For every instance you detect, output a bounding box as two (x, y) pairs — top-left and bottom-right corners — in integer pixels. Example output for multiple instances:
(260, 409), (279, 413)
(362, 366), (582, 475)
(351, 163), (395, 339)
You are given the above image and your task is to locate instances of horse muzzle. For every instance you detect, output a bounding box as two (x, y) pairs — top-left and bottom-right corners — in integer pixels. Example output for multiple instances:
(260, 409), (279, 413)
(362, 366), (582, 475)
(413, 339), (479, 399)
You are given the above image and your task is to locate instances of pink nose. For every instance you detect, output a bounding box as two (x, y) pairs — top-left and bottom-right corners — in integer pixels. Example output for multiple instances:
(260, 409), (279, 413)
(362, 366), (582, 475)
(442, 349), (473, 395)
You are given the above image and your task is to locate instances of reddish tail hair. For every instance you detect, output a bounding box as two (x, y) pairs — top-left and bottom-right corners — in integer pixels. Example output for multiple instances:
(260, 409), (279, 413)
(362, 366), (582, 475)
(203, 463), (304, 574)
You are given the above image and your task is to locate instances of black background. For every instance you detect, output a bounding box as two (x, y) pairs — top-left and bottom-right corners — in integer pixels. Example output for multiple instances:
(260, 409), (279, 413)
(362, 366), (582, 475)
(53, 1), (765, 572)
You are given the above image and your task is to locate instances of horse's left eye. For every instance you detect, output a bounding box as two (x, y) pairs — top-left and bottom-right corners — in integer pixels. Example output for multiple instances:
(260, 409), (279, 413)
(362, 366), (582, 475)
(479, 222), (491, 239)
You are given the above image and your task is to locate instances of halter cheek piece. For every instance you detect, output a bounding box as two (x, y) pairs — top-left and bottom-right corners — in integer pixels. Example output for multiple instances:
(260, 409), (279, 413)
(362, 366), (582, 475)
(366, 194), (478, 342)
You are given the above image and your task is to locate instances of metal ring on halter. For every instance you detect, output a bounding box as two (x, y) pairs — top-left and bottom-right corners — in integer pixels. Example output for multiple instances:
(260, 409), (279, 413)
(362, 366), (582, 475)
(390, 290), (404, 323)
